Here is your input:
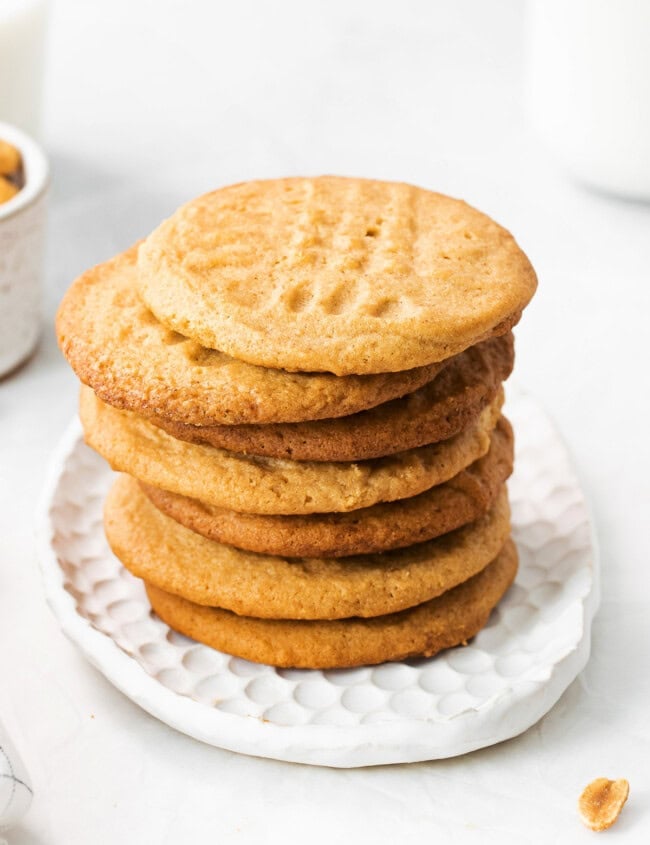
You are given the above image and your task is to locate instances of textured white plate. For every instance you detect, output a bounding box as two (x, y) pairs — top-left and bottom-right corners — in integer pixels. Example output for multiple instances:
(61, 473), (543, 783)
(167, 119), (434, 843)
(37, 390), (598, 768)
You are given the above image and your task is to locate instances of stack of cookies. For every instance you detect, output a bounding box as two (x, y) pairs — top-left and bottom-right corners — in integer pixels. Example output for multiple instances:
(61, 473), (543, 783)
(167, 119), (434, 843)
(57, 176), (537, 669)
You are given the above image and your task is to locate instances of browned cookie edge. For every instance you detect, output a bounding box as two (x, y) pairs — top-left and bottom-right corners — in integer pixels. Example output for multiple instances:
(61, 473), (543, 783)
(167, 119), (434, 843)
(141, 417), (514, 557)
(149, 333), (514, 461)
(144, 540), (518, 669)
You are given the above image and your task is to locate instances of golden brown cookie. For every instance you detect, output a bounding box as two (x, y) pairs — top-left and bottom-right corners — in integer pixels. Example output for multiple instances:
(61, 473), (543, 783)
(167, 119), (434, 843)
(150, 333), (513, 461)
(56, 246), (450, 426)
(141, 417), (514, 557)
(138, 177), (536, 375)
(105, 475), (511, 620)
(81, 386), (503, 515)
(144, 540), (518, 668)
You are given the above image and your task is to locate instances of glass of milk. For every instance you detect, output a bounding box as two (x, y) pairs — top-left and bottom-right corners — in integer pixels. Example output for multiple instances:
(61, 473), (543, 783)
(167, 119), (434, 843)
(0, 0), (49, 140)
(525, 0), (650, 200)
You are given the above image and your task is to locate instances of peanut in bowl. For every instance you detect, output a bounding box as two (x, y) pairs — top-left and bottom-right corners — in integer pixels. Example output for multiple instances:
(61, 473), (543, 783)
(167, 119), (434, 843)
(0, 120), (49, 377)
(0, 137), (25, 202)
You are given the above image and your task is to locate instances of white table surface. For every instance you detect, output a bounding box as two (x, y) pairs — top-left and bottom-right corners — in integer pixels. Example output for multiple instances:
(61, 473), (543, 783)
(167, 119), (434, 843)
(1, 1), (649, 842)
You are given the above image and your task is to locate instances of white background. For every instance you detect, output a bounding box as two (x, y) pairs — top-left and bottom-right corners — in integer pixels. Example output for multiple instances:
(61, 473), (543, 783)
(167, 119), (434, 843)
(1, 1), (649, 842)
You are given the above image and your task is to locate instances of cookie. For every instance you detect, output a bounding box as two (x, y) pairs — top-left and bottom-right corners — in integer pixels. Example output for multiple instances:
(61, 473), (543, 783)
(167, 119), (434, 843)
(137, 177), (536, 375)
(56, 246), (449, 426)
(150, 333), (513, 461)
(144, 540), (518, 668)
(141, 416), (514, 557)
(81, 386), (503, 515)
(105, 475), (511, 620)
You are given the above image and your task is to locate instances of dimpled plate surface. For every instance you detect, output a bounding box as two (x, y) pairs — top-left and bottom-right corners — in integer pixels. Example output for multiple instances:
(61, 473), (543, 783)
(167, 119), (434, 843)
(38, 389), (599, 767)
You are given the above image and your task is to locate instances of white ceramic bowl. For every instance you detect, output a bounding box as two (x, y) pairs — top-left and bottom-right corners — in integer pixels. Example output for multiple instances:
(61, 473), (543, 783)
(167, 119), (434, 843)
(0, 121), (49, 377)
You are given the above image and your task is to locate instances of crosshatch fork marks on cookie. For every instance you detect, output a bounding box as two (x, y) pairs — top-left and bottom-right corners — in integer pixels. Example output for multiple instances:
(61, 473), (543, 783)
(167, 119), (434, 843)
(137, 176), (537, 373)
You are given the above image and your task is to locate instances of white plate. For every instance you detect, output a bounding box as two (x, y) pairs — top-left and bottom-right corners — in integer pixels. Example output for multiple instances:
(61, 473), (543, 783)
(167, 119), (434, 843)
(37, 390), (598, 768)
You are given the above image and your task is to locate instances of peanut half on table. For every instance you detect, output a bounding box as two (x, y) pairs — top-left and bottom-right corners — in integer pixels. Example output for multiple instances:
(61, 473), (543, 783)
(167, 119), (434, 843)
(579, 778), (630, 832)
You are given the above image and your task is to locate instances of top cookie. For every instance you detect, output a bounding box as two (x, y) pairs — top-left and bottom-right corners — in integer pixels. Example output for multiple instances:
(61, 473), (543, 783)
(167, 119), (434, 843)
(138, 176), (537, 375)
